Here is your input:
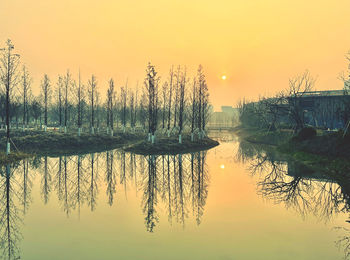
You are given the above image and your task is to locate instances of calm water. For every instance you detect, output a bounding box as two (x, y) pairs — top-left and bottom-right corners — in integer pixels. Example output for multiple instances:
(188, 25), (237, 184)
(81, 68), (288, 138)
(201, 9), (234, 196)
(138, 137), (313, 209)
(0, 131), (349, 259)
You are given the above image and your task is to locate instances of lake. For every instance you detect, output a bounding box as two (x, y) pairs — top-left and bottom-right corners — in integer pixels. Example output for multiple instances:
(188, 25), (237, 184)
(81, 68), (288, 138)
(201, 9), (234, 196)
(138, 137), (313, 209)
(0, 131), (348, 259)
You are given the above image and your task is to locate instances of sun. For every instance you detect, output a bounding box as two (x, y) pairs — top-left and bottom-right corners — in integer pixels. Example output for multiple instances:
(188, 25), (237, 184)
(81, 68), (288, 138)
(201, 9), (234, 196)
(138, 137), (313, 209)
(220, 164), (225, 169)
(221, 75), (227, 80)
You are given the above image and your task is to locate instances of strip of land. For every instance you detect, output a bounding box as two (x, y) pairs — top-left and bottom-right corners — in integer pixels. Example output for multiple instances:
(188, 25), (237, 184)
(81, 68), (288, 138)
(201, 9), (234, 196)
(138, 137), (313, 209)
(0, 130), (219, 164)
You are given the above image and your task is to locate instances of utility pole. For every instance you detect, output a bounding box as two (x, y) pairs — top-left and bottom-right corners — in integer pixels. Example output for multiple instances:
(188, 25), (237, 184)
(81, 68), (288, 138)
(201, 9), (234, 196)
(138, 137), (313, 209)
(0, 40), (20, 155)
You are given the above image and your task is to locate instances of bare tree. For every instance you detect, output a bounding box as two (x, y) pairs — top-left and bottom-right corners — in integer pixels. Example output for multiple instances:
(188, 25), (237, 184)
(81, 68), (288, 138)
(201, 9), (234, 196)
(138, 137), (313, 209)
(31, 97), (42, 127)
(196, 65), (209, 139)
(167, 66), (174, 136)
(76, 71), (85, 136)
(41, 74), (51, 132)
(10, 96), (21, 130)
(259, 93), (287, 131)
(129, 88), (136, 131)
(178, 68), (186, 143)
(287, 71), (315, 132)
(145, 63), (159, 143)
(95, 91), (101, 133)
(190, 78), (197, 141)
(0, 39), (20, 154)
(88, 75), (97, 134)
(139, 91), (147, 131)
(120, 81), (128, 133)
(106, 78), (115, 136)
(20, 65), (31, 131)
(63, 70), (72, 133)
(56, 75), (64, 131)
(161, 82), (168, 131)
(173, 66), (180, 131)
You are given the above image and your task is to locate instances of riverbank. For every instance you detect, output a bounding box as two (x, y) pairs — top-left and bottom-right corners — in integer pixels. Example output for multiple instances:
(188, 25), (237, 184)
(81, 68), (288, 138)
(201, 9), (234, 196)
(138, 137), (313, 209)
(233, 125), (350, 162)
(123, 135), (219, 155)
(235, 128), (350, 185)
(232, 126), (293, 146)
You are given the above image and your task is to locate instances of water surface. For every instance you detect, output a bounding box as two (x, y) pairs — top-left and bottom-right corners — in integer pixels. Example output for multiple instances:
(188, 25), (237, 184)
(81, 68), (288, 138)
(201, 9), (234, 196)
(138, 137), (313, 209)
(0, 131), (349, 259)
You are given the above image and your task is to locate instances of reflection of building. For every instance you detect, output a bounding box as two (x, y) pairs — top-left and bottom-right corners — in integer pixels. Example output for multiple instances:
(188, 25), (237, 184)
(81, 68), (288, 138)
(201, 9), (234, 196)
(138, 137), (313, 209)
(208, 106), (239, 129)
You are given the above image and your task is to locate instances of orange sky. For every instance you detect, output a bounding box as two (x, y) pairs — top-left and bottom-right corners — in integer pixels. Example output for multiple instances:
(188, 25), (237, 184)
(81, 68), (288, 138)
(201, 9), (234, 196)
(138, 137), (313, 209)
(1, 0), (350, 110)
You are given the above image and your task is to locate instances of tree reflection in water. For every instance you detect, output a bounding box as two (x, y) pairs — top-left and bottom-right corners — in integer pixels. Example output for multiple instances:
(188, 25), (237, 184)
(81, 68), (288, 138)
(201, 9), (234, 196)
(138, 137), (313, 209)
(236, 140), (350, 259)
(0, 150), (209, 258)
(0, 164), (23, 260)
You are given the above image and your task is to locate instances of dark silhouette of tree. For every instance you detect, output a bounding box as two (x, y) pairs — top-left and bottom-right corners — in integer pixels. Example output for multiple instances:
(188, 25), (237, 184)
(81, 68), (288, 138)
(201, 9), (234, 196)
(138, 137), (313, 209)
(63, 70), (72, 133)
(40, 156), (52, 204)
(145, 63), (159, 144)
(56, 75), (64, 131)
(120, 81), (128, 133)
(190, 78), (197, 141)
(71, 155), (88, 218)
(166, 66), (174, 136)
(105, 151), (116, 206)
(0, 164), (22, 260)
(161, 82), (168, 130)
(178, 68), (186, 143)
(30, 98), (42, 127)
(40, 74), (51, 132)
(142, 155), (159, 232)
(19, 159), (32, 215)
(0, 39), (20, 155)
(286, 71), (315, 132)
(88, 75), (97, 134)
(88, 153), (98, 211)
(106, 79), (115, 136)
(75, 71), (85, 136)
(20, 65), (31, 130)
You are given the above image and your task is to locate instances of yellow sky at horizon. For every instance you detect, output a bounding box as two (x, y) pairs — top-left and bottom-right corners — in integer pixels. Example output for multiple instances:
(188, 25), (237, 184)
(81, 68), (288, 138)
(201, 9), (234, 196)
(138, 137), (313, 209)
(1, 0), (350, 110)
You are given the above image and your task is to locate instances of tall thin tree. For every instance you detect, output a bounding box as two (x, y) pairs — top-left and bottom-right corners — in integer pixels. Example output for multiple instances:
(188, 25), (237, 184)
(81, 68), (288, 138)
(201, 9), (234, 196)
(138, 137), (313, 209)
(0, 39), (20, 155)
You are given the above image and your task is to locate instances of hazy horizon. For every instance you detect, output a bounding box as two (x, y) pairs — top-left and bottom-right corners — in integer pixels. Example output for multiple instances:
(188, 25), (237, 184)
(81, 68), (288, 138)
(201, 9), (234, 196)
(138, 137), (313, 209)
(1, 0), (350, 110)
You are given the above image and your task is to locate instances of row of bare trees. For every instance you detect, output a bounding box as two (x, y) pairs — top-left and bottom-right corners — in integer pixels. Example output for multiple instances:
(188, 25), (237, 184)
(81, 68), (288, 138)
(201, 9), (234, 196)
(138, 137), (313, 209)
(0, 39), (212, 155)
(144, 63), (210, 144)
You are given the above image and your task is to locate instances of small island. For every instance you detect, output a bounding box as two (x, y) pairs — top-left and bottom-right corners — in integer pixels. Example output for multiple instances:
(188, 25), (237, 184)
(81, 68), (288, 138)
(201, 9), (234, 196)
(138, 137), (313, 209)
(0, 129), (219, 164)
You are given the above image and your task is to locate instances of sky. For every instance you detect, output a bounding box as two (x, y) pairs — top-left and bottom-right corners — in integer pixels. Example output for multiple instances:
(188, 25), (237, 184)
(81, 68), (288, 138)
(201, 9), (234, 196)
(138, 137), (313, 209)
(1, 0), (350, 110)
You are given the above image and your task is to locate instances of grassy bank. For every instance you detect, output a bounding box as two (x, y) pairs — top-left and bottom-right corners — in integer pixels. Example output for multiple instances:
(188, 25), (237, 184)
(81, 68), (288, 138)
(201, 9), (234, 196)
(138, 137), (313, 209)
(234, 126), (350, 184)
(279, 131), (350, 159)
(0, 130), (145, 157)
(123, 135), (219, 155)
(234, 125), (350, 163)
(233, 126), (293, 146)
(0, 130), (219, 164)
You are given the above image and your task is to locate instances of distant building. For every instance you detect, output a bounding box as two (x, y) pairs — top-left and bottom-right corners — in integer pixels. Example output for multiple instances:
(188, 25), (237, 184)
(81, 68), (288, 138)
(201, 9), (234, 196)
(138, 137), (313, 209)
(208, 106), (239, 128)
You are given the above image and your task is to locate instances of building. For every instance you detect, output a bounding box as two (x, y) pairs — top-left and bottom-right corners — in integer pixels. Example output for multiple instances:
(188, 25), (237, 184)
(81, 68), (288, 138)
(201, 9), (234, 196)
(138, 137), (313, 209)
(297, 90), (349, 129)
(208, 106), (239, 129)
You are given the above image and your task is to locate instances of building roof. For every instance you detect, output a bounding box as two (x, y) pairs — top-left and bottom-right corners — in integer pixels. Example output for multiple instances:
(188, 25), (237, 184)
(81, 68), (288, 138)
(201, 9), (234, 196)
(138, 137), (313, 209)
(301, 90), (344, 97)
